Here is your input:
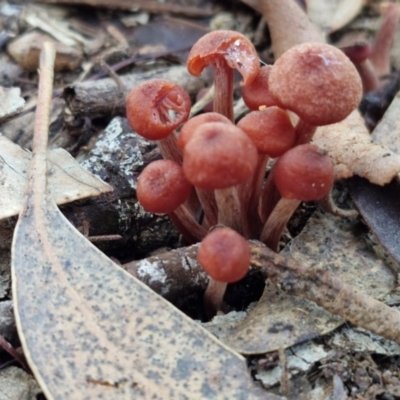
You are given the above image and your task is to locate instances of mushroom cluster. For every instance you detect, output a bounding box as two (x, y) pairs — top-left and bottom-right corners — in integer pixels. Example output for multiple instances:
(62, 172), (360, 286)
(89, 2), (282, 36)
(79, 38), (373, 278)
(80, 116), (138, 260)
(126, 31), (362, 317)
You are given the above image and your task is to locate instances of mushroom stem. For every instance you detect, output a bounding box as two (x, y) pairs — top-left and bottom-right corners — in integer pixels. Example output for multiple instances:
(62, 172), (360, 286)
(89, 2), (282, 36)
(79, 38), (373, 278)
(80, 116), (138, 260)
(294, 119), (317, 145)
(260, 197), (300, 251)
(170, 205), (207, 243)
(354, 60), (380, 94)
(259, 166), (280, 223)
(255, 0), (323, 58)
(213, 59), (234, 121)
(158, 132), (183, 164)
(370, 3), (399, 77)
(239, 153), (268, 238)
(214, 187), (243, 234)
(204, 278), (228, 319)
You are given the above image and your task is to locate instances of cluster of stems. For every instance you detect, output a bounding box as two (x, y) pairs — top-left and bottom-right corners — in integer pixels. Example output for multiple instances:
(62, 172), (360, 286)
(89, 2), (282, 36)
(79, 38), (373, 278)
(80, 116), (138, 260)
(126, 29), (362, 317)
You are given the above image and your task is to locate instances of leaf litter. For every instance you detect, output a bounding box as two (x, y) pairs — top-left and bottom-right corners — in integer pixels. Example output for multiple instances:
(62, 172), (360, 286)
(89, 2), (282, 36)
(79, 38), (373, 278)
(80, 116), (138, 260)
(11, 43), (277, 400)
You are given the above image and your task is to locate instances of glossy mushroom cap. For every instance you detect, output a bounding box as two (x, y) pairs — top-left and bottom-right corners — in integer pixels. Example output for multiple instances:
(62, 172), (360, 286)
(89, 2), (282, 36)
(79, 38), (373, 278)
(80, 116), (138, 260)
(197, 227), (250, 283)
(269, 42), (362, 126)
(183, 122), (258, 190)
(137, 159), (192, 214)
(274, 144), (334, 201)
(187, 30), (259, 86)
(241, 65), (278, 110)
(178, 112), (232, 149)
(126, 79), (191, 140)
(237, 107), (296, 158)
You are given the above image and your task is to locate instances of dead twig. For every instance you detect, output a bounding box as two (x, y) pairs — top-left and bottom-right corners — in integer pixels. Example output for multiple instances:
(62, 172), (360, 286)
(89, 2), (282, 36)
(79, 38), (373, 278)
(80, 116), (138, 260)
(14, 0), (215, 17)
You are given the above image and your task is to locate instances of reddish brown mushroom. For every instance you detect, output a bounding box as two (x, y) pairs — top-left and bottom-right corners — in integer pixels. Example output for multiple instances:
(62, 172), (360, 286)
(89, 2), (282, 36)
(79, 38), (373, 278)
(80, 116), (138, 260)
(183, 121), (257, 232)
(241, 65), (278, 111)
(178, 112), (232, 149)
(269, 42), (362, 145)
(260, 144), (334, 251)
(237, 107), (295, 158)
(137, 159), (192, 214)
(187, 30), (259, 121)
(197, 226), (250, 318)
(126, 79), (191, 163)
(342, 44), (379, 93)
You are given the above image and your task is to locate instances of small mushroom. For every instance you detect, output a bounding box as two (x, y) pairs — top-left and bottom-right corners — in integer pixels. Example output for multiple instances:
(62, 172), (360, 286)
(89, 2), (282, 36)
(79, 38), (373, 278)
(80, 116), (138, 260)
(183, 121), (257, 232)
(126, 79), (191, 163)
(197, 226), (250, 319)
(260, 144), (334, 251)
(241, 65), (278, 111)
(187, 30), (259, 121)
(269, 42), (362, 144)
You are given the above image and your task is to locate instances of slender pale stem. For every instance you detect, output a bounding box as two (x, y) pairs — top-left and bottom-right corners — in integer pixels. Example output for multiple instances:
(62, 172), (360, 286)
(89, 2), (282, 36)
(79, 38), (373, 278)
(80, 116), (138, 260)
(370, 3), (399, 77)
(158, 132), (183, 164)
(294, 119), (317, 145)
(256, 0), (323, 58)
(213, 59), (234, 122)
(355, 60), (380, 93)
(259, 166), (280, 223)
(214, 187), (242, 234)
(204, 278), (228, 319)
(170, 204), (207, 243)
(260, 197), (300, 251)
(239, 153), (268, 238)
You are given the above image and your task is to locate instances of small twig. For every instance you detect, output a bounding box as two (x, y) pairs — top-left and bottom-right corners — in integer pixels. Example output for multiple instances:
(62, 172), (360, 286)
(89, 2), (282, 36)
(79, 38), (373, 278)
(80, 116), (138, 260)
(0, 334), (30, 371)
(251, 243), (400, 345)
(28, 42), (56, 200)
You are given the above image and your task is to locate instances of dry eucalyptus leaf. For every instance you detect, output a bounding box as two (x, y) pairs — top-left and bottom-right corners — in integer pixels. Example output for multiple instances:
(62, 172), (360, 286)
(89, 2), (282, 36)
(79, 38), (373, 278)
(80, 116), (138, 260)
(13, 197), (274, 399)
(330, 326), (400, 356)
(223, 210), (395, 354)
(351, 177), (400, 265)
(306, 0), (364, 33)
(0, 367), (42, 400)
(371, 91), (400, 153)
(7, 30), (82, 71)
(0, 87), (25, 122)
(12, 43), (278, 400)
(313, 110), (400, 185)
(351, 91), (400, 265)
(0, 134), (112, 220)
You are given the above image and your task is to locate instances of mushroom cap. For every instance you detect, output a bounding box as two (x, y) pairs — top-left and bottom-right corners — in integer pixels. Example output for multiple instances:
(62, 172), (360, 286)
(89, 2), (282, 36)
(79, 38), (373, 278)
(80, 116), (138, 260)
(137, 159), (192, 214)
(269, 42), (362, 126)
(178, 112), (232, 149)
(241, 65), (278, 110)
(274, 144), (334, 201)
(187, 30), (259, 86)
(183, 122), (258, 190)
(126, 79), (191, 140)
(197, 227), (250, 283)
(237, 107), (295, 157)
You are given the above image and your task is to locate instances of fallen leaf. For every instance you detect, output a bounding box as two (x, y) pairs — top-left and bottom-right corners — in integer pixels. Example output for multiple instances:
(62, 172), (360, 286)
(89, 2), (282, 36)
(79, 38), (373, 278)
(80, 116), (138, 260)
(350, 90), (400, 265)
(351, 177), (400, 265)
(0, 134), (112, 220)
(7, 30), (83, 71)
(12, 42), (279, 400)
(0, 87), (25, 122)
(306, 0), (365, 34)
(0, 366), (42, 400)
(255, 342), (327, 389)
(371, 90), (400, 152)
(222, 210), (395, 354)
